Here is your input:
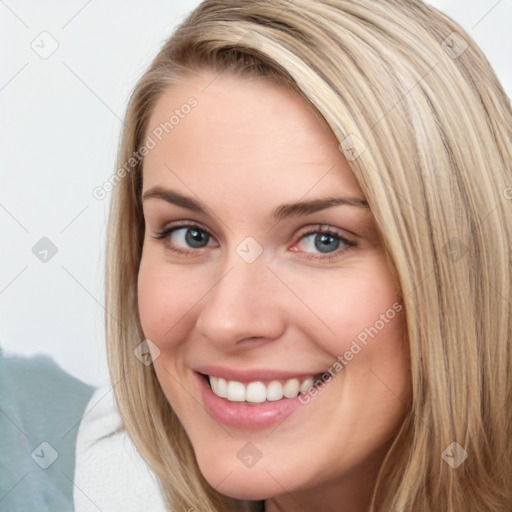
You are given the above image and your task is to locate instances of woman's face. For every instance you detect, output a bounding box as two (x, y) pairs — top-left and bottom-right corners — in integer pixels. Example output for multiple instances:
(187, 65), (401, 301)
(138, 70), (410, 508)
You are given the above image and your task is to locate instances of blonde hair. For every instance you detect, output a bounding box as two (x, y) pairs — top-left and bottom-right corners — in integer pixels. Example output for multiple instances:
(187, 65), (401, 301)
(105, 1), (512, 510)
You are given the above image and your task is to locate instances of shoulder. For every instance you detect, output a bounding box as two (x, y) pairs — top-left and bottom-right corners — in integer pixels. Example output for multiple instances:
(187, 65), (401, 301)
(0, 348), (95, 511)
(0, 349), (95, 435)
(74, 386), (168, 512)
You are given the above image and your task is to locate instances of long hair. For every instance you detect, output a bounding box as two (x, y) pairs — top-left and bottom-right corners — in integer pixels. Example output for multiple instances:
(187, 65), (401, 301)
(104, 1), (512, 510)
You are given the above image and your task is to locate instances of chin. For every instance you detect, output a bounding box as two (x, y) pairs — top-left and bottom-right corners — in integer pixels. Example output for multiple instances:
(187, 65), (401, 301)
(197, 458), (284, 501)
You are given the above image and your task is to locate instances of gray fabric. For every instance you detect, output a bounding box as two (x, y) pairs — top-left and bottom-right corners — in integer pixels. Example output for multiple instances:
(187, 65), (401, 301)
(0, 347), (96, 512)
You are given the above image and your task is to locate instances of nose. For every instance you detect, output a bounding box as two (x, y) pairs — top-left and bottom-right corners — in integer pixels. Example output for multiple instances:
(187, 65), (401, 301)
(194, 258), (287, 350)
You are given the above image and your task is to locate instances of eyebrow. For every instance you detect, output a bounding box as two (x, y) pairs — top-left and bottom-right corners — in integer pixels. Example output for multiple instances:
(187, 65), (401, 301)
(142, 186), (369, 221)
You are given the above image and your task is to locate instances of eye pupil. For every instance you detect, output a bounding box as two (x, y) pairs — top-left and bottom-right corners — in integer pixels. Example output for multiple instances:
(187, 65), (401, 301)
(314, 233), (340, 253)
(185, 228), (209, 248)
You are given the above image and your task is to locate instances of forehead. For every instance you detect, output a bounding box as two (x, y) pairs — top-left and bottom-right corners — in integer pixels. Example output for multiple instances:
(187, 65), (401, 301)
(142, 70), (364, 202)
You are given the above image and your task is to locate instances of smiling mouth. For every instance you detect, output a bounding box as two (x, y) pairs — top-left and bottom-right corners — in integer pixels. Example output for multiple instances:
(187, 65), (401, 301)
(202, 373), (324, 404)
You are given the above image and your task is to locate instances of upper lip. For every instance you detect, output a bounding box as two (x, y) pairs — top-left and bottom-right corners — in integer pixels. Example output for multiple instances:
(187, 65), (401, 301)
(193, 365), (323, 383)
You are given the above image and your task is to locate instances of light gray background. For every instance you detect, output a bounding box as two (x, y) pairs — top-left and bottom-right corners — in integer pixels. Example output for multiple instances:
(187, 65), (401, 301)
(1, 0), (510, 387)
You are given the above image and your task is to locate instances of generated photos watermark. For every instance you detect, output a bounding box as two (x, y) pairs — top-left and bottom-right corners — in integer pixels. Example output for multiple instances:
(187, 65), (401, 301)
(92, 96), (198, 200)
(298, 301), (403, 404)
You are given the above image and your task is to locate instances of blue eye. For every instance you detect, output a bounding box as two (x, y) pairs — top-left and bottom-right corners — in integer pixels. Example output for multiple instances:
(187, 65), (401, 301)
(295, 228), (356, 257)
(152, 225), (216, 251)
(152, 223), (357, 260)
(174, 227), (212, 248)
(305, 232), (341, 253)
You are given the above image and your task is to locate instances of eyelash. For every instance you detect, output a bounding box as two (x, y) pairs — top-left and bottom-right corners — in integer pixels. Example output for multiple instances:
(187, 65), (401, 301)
(151, 221), (358, 261)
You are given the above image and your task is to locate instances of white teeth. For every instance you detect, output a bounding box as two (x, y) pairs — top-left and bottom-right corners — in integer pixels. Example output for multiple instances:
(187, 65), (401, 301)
(209, 376), (228, 398)
(266, 380), (284, 401)
(216, 377), (228, 398)
(283, 378), (300, 398)
(210, 375), (219, 394)
(300, 377), (314, 393)
(245, 382), (267, 403)
(208, 375), (318, 403)
(226, 380), (246, 401)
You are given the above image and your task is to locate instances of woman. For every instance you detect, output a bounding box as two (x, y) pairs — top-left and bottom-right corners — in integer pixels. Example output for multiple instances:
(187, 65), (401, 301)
(98, 0), (512, 510)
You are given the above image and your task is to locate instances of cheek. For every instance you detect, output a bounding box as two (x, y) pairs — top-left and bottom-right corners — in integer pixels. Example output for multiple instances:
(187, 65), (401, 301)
(288, 255), (403, 358)
(137, 252), (205, 347)
(137, 255), (205, 414)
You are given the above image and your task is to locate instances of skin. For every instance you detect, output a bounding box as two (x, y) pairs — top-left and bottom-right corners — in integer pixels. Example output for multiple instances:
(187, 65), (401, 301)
(137, 69), (411, 512)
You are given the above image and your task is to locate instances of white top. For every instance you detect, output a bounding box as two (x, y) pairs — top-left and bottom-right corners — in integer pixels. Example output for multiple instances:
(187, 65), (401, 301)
(73, 386), (168, 512)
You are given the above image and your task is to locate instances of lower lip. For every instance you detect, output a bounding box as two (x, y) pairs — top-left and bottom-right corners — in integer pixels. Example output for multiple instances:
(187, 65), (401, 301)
(196, 373), (311, 429)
